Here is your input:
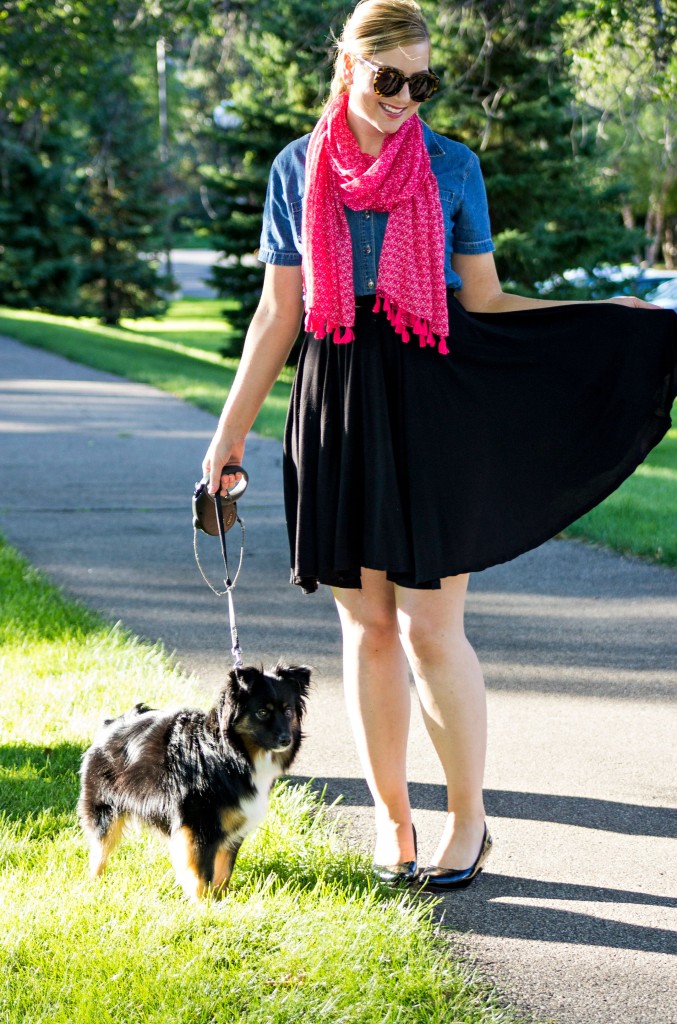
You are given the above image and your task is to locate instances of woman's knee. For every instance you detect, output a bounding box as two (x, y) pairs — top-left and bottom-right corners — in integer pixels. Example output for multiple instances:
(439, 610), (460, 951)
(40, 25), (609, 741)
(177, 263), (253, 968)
(396, 577), (469, 665)
(333, 571), (399, 646)
(337, 600), (399, 646)
(400, 616), (465, 666)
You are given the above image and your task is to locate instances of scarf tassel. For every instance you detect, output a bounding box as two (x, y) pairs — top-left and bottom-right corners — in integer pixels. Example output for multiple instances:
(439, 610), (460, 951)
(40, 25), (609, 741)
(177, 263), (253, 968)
(334, 326), (355, 344)
(374, 293), (449, 355)
(307, 299), (448, 353)
(306, 310), (355, 345)
(305, 310), (326, 340)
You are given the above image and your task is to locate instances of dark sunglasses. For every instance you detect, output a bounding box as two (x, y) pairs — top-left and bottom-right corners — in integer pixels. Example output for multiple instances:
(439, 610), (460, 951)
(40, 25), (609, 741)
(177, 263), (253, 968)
(353, 53), (441, 102)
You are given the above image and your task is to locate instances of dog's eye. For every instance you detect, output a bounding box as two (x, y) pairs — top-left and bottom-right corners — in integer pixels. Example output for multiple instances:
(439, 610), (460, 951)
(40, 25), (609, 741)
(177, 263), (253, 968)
(256, 709), (269, 720)
(284, 708), (294, 720)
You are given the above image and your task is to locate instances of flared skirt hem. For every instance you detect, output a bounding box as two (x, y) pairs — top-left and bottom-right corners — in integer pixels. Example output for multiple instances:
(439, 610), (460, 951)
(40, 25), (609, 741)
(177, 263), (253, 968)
(283, 293), (677, 593)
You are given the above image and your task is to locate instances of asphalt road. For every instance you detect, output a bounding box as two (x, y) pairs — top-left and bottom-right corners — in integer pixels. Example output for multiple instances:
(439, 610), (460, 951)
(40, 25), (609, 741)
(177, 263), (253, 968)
(1, 332), (676, 1024)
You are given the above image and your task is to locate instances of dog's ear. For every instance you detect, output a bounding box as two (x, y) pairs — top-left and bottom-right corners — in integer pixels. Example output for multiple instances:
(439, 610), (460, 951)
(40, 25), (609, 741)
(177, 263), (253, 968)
(275, 663), (312, 702)
(215, 667), (263, 735)
(228, 666), (263, 696)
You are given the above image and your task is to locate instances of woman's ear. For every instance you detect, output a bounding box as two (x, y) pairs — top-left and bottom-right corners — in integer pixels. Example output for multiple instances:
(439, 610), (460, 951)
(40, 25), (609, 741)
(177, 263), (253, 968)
(341, 50), (355, 86)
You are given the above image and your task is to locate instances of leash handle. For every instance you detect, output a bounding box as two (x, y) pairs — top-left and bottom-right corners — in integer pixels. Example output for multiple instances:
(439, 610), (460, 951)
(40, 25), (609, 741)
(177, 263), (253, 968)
(192, 465), (248, 537)
(193, 470), (247, 669)
(216, 465), (248, 501)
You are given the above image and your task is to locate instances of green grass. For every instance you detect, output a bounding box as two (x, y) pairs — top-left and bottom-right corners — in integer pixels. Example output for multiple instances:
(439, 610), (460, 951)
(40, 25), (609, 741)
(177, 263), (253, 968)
(123, 298), (240, 353)
(0, 301), (675, 567)
(0, 536), (520, 1024)
(563, 439), (677, 565)
(0, 304), (294, 439)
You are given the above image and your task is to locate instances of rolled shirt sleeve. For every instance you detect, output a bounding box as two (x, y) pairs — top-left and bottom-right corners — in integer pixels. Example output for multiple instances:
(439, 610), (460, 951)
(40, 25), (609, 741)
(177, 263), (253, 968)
(452, 151), (495, 256)
(258, 153), (303, 266)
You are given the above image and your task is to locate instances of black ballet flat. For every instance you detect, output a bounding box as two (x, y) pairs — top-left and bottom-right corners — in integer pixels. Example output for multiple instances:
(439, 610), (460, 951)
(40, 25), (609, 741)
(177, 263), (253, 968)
(418, 824), (493, 891)
(373, 824), (418, 886)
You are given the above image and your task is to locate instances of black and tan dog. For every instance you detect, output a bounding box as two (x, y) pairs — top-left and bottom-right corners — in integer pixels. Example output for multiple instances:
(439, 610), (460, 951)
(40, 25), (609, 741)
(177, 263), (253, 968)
(78, 664), (310, 900)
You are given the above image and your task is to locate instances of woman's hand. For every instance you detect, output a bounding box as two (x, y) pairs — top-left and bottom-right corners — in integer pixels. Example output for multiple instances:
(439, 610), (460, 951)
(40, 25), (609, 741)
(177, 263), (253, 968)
(608, 295), (663, 310)
(202, 435), (246, 496)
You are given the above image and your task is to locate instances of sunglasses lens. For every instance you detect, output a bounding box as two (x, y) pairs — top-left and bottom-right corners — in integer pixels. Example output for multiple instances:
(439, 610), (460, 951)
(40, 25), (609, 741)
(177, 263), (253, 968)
(373, 67), (405, 97)
(409, 73), (438, 102)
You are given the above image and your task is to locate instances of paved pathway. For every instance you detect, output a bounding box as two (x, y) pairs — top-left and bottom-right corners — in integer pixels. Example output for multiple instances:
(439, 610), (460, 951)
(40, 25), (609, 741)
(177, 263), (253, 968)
(1, 334), (675, 1024)
(159, 248), (220, 299)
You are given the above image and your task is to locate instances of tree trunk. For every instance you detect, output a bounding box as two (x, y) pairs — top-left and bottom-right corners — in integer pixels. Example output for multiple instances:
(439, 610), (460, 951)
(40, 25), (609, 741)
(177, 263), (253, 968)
(621, 203), (635, 231)
(644, 172), (673, 266)
(663, 221), (676, 270)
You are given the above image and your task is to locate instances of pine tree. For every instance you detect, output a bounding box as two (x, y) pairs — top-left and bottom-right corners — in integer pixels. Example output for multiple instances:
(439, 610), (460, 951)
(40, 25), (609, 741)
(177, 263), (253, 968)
(0, 1), (184, 322)
(198, 0), (347, 347)
(0, 130), (82, 313)
(0, 2), (89, 311)
(74, 53), (171, 324)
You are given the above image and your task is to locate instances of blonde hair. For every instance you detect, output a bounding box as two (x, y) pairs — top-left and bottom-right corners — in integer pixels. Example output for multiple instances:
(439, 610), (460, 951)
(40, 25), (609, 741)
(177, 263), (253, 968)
(329, 0), (430, 100)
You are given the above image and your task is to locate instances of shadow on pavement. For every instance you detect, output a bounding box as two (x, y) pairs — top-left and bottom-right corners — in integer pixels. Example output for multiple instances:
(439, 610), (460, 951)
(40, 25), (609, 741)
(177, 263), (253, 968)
(290, 774), (677, 956)
(429, 872), (677, 956)
(292, 775), (677, 839)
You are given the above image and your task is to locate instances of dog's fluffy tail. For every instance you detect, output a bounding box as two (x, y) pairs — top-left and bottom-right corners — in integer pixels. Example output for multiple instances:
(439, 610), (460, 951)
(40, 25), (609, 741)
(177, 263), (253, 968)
(97, 702), (155, 734)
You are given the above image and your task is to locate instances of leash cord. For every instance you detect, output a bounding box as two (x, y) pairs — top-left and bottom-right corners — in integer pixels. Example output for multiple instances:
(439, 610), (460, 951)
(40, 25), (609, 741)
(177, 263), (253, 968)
(193, 492), (245, 669)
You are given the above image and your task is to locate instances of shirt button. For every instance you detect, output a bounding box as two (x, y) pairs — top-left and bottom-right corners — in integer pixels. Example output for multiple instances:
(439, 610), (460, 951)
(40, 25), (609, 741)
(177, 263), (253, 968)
(367, 278), (375, 289)
(364, 245), (371, 255)
(365, 212), (371, 220)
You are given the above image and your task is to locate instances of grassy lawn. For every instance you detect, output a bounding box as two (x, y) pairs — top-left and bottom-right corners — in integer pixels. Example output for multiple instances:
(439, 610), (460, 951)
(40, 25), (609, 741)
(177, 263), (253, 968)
(0, 537), (519, 1024)
(0, 304), (293, 440)
(0, 301), (675, 566)
(123, 298), (240, 353)
(564, 444), (677, 565)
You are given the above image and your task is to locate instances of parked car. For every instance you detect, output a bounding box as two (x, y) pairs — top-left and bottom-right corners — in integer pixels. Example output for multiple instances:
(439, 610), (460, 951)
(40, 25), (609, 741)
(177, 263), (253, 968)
(536, 266), (677, 302)
(645, 278), (677, 312)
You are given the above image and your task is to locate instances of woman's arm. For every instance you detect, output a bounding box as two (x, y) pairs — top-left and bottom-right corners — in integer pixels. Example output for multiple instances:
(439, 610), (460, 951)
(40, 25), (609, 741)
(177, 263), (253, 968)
(203, 262), (304, 494)
(452, 252), (660, 313)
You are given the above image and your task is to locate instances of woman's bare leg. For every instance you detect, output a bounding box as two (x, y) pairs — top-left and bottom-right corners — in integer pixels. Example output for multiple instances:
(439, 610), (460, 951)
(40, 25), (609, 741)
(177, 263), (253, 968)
(396, 574), (487, 869)
(333, 568), (416, 864)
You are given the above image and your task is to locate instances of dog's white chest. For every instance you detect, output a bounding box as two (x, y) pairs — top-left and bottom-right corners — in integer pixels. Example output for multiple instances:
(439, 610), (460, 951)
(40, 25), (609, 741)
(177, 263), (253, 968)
(239, 753), (280, 834)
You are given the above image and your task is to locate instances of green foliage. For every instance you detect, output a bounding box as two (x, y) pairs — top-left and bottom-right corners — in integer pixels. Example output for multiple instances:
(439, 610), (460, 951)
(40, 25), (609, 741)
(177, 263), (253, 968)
(425, 0), (643, 287)
(73, 52), (172, 324)
(3, 1), (673, 328)
(0, 134), (82, 315)
(0, 1), (193, 322)
(195, 1), (349, 344)
(564, 0), (676, 266)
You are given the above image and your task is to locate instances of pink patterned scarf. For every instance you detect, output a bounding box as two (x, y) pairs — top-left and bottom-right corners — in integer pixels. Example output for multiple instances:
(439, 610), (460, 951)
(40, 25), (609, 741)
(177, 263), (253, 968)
(302, 92), (449, 355)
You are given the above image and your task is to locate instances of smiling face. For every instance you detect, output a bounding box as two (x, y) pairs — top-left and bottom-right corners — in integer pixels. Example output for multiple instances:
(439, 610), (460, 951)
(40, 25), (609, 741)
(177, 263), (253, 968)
(342, 40), (430, 155)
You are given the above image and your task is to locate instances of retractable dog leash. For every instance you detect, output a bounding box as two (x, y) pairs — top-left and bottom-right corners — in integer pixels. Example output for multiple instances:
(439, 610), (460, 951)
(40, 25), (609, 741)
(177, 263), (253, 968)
(192, 466), (249, 669)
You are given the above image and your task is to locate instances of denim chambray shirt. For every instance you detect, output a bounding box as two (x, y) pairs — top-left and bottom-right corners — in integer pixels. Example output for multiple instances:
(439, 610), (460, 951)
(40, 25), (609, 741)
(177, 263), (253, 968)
(258, 119), (495, 293)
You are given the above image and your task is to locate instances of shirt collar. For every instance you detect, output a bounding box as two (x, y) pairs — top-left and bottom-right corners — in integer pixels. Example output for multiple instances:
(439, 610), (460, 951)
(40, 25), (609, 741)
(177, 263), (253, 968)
(421, 120), (444, 159)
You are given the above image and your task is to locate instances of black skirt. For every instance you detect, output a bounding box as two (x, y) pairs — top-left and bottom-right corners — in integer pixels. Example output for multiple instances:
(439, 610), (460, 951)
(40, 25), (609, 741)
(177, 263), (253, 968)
(283, 291), (677, 593)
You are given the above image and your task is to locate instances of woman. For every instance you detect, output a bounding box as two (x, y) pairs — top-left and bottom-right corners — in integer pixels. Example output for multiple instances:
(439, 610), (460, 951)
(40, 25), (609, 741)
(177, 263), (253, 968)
(203, 0), (676, 889)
